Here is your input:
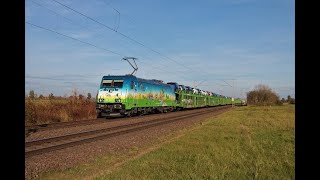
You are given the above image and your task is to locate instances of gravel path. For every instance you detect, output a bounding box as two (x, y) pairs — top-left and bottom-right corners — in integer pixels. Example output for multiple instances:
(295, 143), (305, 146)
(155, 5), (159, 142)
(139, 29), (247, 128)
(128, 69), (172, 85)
(25, 106), (232, 179)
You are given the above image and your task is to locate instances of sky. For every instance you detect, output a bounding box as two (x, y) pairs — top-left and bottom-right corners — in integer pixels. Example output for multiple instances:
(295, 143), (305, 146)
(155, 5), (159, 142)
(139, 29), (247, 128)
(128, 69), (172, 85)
(25, 0), (295, 99)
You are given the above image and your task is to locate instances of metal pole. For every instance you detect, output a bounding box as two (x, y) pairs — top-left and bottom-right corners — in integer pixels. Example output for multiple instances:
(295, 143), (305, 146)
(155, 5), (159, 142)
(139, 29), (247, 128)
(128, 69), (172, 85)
(232, 79), (234, 106)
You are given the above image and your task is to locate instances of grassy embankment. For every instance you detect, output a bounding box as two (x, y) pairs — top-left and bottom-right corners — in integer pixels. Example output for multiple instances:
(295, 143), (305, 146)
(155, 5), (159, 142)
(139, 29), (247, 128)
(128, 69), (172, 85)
(38, 105), (295, 179)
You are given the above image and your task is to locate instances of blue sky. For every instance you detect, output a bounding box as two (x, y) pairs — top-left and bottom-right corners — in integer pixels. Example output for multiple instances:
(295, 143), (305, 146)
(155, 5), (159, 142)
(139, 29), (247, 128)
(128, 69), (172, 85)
(25, 0), (295, 99)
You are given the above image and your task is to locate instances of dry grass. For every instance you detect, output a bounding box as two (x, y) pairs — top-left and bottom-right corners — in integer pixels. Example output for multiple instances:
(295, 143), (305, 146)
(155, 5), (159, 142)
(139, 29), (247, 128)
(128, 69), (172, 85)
(25, 98), (96, 126)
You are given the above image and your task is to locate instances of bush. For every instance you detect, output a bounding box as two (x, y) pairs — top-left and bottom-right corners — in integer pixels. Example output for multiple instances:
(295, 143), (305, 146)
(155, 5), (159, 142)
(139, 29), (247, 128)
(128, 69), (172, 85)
(246, 84), (281, 106)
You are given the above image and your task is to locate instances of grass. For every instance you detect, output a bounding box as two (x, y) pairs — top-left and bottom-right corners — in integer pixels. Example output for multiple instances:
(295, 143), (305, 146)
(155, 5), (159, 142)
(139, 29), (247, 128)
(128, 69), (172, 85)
(25, 98), (96, 126)
(37, 105), (295, 180)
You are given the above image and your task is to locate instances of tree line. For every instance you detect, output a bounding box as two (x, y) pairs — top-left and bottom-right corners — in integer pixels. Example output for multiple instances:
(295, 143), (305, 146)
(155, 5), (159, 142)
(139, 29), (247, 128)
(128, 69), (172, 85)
(26, 90), (94, 100)
(246, 84), (295, 105)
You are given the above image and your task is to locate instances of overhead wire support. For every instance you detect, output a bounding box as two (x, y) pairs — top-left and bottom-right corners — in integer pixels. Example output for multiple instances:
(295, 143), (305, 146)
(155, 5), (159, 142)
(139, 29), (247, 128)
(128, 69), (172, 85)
(114, 8), (120, 31)
(101, 0), (120, 31)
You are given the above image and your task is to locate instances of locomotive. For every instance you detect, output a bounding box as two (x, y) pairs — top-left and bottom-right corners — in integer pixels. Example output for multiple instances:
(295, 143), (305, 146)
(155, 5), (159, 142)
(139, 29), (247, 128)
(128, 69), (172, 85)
(96, 74), (243, 118)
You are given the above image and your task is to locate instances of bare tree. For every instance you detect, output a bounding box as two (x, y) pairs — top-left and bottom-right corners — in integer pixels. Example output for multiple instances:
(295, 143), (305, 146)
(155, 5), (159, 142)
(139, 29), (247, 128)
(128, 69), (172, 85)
(48, 93), (54, 100)
(79, 94), (84, 100)
(29, 90), (36, 100)
(287, 95), (291, 102)
(87, 93), (92, 100)
(287, 95), (295, 104)
(246, 84), (281, 105)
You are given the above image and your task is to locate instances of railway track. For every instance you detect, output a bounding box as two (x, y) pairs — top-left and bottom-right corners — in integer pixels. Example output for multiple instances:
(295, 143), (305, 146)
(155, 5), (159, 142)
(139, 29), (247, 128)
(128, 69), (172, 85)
(25, 106), (231, 158)
(25, 118), (104, 134)
(25, 109), (185, 134)
(25, 106), (230, 135)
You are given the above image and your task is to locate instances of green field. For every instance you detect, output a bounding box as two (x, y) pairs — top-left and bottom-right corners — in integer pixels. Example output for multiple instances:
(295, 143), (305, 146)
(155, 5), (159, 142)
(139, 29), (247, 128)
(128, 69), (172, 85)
(38, 105), (295, 179)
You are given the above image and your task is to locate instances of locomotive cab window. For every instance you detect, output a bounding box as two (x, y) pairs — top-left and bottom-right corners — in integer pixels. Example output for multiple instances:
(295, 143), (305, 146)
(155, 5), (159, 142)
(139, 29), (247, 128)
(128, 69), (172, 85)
(113, 80), (124, 88)
(101, 80), (112, 87)
(101, 80), (124, 88)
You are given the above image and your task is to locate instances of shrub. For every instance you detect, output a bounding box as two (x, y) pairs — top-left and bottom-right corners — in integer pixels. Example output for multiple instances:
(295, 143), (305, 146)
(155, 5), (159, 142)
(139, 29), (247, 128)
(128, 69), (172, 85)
(246, 84), (281, 106)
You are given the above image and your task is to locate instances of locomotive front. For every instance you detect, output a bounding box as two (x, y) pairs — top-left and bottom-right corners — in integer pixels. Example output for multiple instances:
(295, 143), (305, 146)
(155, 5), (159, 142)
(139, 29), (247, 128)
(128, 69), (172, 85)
(96, 75), (129, 117)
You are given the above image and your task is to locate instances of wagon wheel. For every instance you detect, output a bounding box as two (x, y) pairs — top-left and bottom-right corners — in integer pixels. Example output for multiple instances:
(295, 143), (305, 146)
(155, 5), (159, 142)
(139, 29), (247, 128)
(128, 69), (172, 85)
(138, 108), (145, 116)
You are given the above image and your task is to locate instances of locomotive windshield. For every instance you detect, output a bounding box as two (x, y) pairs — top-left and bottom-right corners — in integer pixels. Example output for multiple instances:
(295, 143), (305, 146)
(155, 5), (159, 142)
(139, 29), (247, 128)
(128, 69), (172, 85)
(113, 80), (124, 88)
(101, 79), (124, 88)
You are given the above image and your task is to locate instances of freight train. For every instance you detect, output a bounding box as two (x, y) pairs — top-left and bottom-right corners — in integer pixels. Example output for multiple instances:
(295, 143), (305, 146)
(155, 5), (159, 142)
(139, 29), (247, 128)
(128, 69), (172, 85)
(96, 75), (244, 118)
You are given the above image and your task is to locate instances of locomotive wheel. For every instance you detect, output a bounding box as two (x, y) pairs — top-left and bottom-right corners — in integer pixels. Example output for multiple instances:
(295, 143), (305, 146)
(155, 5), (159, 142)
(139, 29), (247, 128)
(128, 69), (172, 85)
(97, 111), (102, 118)
(126, 111), (132, 117)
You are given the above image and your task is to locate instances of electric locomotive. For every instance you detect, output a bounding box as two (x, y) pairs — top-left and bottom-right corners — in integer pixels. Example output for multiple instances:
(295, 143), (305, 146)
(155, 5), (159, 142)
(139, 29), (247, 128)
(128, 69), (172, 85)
(96, 75), (176, 117)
